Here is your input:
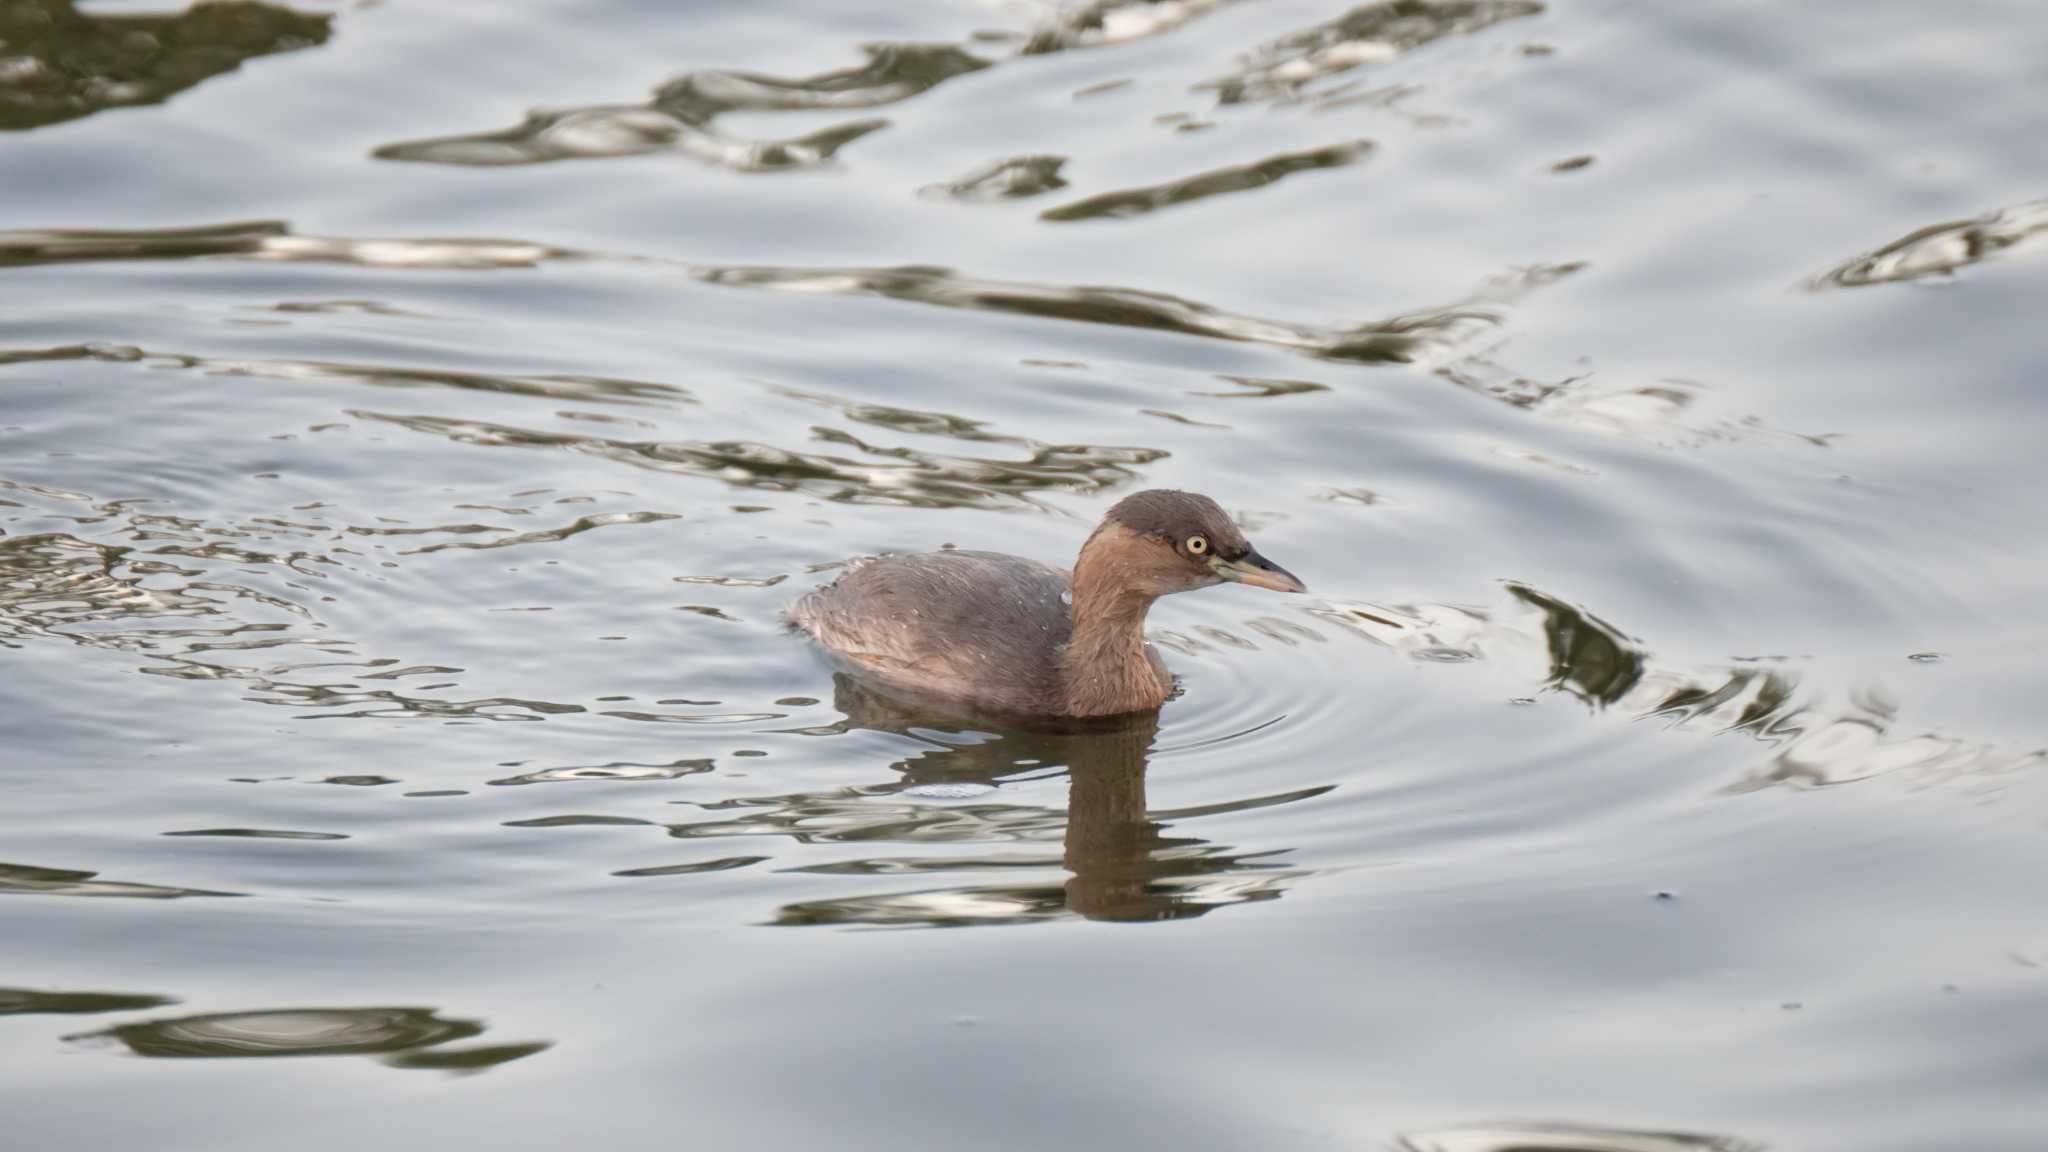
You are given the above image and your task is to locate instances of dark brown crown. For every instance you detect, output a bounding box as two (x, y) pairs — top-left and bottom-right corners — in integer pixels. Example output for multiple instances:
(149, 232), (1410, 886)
(1101, 489), (1248, 556)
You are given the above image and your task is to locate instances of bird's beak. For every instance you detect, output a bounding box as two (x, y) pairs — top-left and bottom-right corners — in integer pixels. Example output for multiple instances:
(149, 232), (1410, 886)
(1212, 547), (1307, 594)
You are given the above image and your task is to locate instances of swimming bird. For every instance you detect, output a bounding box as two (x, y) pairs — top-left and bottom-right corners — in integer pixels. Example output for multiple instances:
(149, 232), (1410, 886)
(787, 489), (1306, 719)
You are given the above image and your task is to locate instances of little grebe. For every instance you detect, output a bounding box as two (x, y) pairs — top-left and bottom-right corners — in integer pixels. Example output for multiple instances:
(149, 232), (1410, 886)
(787, 489), (1305, 719)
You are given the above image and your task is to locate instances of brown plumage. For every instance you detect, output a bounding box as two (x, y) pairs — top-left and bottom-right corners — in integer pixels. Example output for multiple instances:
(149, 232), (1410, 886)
(787, 489), (1306, 719)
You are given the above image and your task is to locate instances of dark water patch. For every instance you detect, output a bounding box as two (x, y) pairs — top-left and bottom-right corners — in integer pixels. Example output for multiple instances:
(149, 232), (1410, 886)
(1201, 0), (1546, 107)
(376, 43), (989, 171)
(1317, 486), (1381, 505)
(0, 0), (331, 132)
(600, 709), (785, 724)
(1153, 110), (1218, 133)
(65, 1005), (546, 1072)
(1395, 1122), (1762, 1152)
(262, 299), (426, 318)
(612, 856), (767, 877)
(162, 828), (349, 840)
(0, 988), (176, 1016)
(1141, 408), (1229, 428)
(0, 861), (239, 899)
(1041, 141), (1372, 222)
(379, 1041), (553, 1073)
(503, 815), (657, 829)
(921, 155), (1070, 201)
(1813, 199), (2048, 288)
(359, 664), (466, 680)
(1508, 583), (1645, 709)
(0, 220), (285, 267)
(1196, 375), (1331, 399)
(1071, 78), (1132, 99)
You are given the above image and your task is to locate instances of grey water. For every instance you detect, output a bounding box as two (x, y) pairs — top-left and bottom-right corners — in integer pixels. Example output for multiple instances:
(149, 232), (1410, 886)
(3, 0), (2047, 1148)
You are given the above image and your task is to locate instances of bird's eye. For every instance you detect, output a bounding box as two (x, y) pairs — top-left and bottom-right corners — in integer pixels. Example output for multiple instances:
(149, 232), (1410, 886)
(1186, 535), (1209, 555)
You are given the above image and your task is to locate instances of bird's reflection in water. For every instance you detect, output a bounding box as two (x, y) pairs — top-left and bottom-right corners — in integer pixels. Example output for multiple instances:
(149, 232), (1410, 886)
(764, 675), (1310, 927)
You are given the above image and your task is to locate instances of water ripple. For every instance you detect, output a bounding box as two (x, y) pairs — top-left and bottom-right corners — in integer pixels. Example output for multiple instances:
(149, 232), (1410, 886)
(1019, 0), (1235, 55)
(1201, 0), (1545, 107)
(1396, 1122), (1762, 1152)
(1813, 199), (2048, 288)
(0, 224), (1580, 386)
(1040, 140), (1373, 222)
(0, 861), (239, 899)
(1307, 582), (2041, 792)
(489, 760), (716, 786)
(375, 43), (989, 171)
(695, 259), (1581, 368)
(0, 221), (566, 270)
(350, 408), (1163, 510)
(161, 828), (348, 841)
(922, 155), (1070, 201)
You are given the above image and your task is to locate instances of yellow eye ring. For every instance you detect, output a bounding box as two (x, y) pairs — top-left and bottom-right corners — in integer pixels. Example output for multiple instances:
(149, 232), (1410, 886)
(1186, 535), (1209, 555)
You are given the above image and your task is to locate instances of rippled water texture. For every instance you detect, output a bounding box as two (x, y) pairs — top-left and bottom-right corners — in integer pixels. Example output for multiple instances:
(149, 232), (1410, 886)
(4, 0), (2047, 1149)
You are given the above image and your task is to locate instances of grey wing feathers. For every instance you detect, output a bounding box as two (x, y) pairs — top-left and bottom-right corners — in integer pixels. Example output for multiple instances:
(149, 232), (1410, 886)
(788, 551), (1071, 692)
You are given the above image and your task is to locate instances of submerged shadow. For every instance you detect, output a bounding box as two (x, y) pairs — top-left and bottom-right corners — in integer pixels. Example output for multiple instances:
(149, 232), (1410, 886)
(758, 675), (1308, 926)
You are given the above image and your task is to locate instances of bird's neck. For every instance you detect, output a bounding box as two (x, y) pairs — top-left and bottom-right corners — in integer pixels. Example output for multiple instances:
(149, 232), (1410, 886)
(1061, 526), (1168, 717)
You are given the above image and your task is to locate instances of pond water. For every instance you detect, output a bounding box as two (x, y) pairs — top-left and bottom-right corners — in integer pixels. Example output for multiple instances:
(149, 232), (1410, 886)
(3, 0), (2047, 1148)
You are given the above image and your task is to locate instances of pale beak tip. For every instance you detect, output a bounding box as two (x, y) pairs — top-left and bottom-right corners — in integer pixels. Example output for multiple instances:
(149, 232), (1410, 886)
(1221, 549), (1306, 594)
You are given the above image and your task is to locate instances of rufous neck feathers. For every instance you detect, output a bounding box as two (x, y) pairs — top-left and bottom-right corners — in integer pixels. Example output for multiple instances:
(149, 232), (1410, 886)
(1060, 523), (1170, 717)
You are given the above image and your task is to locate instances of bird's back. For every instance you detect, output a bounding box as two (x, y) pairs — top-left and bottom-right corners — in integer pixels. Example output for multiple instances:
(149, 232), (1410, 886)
(787, 550), (1074, 715)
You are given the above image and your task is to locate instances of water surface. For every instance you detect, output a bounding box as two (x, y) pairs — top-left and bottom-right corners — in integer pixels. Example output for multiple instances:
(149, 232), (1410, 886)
(4, 1), (2048, 1149)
